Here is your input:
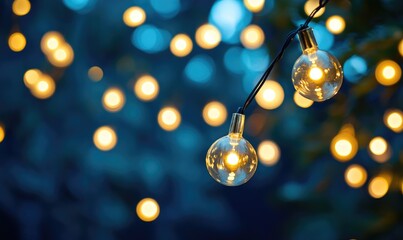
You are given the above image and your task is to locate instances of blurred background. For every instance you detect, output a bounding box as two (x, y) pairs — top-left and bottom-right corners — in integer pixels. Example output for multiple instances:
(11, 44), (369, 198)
(0, 0), (402, 239)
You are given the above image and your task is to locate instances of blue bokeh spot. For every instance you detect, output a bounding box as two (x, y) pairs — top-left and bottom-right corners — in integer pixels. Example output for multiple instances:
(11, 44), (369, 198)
(132, 24), (171, 53)
(184, 55), (215, 84)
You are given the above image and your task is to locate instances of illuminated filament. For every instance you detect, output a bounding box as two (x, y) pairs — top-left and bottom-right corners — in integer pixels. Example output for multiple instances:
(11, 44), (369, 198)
(226, 152), (240, 167)
(309, 67), (324, 82)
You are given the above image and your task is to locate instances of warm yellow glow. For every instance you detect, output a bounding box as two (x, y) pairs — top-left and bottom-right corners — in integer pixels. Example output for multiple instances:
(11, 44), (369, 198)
(0, 124), (5, 143)
(24, 69), (42, 88)
(255, 80), (284, 110)
(47, 43), (74, 68)
(41, 32), (64, 55)
(326, 15), (346, 34)
(195, 24), (221, 49)
(330, 133), (358, 162)
(30, 74), (56, 99)
(375, 60), (402, 86)
(134, 75), (159, 101)
(12, 0), (31, 16)
(369, 137), (388, 156)
(158, 107), (181, 131)
(384, 109), (403, 133)
(240, 25), (265, 49)
(309, 67), (324, 82)
(123, 7), (146, 27)
(368, 176), (389, 199)
(226, 152), (240, 166)
(170, 34), (193, 57)
(93, 126), (117, 151)
(257, 140), (280, 166)
(102, 88), (125, 112)
(88, 66), (103, 81)
(344, 164), (367, 188)
(243, 0), (265, 12)
(399, 39), (403, 57)
(136, 198), (160, 222)
(202, 101), (227, 127)
(8, 32), (26, 52)
(304, 0), (325, 18)
(293, 91), (314, 108)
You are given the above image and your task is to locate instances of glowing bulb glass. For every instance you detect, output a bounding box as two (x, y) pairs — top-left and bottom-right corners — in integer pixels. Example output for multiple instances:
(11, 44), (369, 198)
(136, 198), (160, 222)
(344, 164), (367, 188)
(384, 109), (403, 133)
(292, 28), (343, 102)
(123, 7), (146, 27)
(206, 113), (258, 186)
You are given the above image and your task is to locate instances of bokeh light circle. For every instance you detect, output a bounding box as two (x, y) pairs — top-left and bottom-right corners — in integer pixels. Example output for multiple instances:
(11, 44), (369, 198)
(243, 0), (265, 13)
(326, 15), (345, 34)
(30, 74), (56, 99)
(102, 88), (126, 112)
(304, 0), (325, 18)
(12, 0), (31, 16)
(255, 80), (284, 110)
(123, 6), (146, 27)
(384, 109), (403, 133)
(88, 66), (103, 81)
(195, 24), (221, 49)
(344, 164), (367, 188)
(202, 101), (227, 127)
(93, 126), (117, 151)
(257, 140), (280, 166)
(375, 60), (401, 86)
(293, 91), (314, 108)
(8, 32), (26, 52)
(136, 198), (160, 222)
(134, 75), (159, 101)
(170, 34), (193, 57)
(368, 176), (389, 199)
(240, 25), (265, 49)
(158, 107), (181, 131)
(24, 69), (42, 88)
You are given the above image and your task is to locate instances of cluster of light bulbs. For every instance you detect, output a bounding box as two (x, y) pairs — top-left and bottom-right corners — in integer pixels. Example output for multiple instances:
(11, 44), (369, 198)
(206, 2), (347, 186)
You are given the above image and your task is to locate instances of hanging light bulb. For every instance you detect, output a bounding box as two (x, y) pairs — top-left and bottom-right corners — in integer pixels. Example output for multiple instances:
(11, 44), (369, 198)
(206, 113), (258, 186)
(292, 27), (343, 102)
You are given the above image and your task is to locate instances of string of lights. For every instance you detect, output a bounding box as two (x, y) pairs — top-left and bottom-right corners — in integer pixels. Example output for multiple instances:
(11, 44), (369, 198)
(206, 0), (345, 186)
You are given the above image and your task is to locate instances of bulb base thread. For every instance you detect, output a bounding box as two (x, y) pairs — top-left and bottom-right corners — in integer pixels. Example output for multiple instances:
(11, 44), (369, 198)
(298, 27), (318, 52)
(228, 113), (245, 138)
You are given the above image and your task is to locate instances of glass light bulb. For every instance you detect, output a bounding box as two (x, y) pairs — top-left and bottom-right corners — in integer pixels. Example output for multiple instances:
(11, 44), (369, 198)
(292, 27), (343, 102)
(206, 113), (258, 186)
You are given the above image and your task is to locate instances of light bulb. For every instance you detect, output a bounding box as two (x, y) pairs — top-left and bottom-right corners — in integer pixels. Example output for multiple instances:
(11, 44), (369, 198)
(292, 27), (343, 102)
(206, 113), (258, 186)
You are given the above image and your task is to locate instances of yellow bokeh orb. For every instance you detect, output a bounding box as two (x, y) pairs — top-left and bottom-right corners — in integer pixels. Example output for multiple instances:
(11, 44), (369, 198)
(0, 124), (5, 143)
(368, 176), (389, 199)
(375, 60), (402, 86)
(344, 164), (367, 188)
(368, 137), (388, 156)
(12, 0), (31, 16)
(398, 39), (403, 57)
(304, 0), (325, 18)
(123, 6), (146, 27)
(330, 133), (358, 162)
(24, 69), (42, 88)
(8, 32), (26, 52)
(326, 15), (346, 34)
(134, 75), (159, 101)
(93, 126), (117, 151)
(88, 66), (103, 81)
(202, 101), (227, 127)
(255, 80), (284, 110)
(384, 109), (403, 133)
(257, 140), (280, 166)
(243, 0), (265, 13)
(102, 88), (126, 112)
(136, 198), (160, 222)
(41, 31), (64, 55)
(47, 43), (74, 68)
(195, 24), (221, 49)
(170, 34), (193, 57)
(158, 107), (181, 131)
(30, 74), (56, 99)
(240, 25), (265, 49)
(293, 91), (314, 108)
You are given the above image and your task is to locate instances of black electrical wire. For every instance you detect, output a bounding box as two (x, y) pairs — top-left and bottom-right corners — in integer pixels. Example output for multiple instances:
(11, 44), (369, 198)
(237, 0), (330, 114)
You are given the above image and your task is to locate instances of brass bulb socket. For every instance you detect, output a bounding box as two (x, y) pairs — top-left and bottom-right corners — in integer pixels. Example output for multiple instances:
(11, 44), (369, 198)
(298, 27), (318, 52)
